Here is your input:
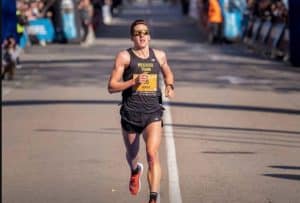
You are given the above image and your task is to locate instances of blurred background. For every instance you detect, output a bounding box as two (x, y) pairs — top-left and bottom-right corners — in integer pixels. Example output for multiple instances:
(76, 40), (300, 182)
(2, 0), (299, 68)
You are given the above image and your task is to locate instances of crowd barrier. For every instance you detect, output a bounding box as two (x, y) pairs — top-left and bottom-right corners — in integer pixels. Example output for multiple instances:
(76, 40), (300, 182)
(243, 18), (289, 62)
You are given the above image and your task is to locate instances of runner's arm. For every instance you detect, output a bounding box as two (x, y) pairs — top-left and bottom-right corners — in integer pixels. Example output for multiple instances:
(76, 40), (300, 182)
(157, 50), (175, 98)
(108, 51), (136, 93)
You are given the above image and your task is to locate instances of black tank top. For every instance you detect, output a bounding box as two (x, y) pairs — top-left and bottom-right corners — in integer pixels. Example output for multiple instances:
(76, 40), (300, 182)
(122, 48), (162, 113)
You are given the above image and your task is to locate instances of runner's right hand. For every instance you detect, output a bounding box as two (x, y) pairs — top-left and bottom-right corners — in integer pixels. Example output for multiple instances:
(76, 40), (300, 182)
(134, 73), (149, 85)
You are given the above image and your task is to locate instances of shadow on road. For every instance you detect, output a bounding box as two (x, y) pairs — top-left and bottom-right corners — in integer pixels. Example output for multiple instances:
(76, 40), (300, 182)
(263, 174), (300, 181)
(166, 123), (300, 148)
(269, 165), (300, 170)
(168, 123), (300, 136)
(2, 99), (120, 106)
(202, 151), (256, 154)
(3, 99), (300, 115)
(36, 128), (120, 136)
(168, 101), (300, 115)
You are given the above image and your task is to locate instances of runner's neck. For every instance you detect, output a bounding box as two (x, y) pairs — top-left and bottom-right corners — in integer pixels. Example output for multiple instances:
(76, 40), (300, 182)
(132, 47), (150, 59)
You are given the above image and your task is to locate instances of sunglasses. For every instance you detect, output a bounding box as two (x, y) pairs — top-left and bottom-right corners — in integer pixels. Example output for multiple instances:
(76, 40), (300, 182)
(132, 30), (150, 37)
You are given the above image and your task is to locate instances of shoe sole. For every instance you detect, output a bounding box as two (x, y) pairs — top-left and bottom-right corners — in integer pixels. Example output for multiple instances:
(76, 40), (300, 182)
(137, 162), (143, 193)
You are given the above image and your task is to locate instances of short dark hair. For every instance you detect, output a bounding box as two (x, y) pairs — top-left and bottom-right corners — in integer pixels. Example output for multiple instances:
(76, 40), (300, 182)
(130, 19), (149, 36)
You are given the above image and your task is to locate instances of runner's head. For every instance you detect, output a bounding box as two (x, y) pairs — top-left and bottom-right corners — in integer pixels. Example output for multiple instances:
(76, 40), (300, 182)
(130, 19), (151, 48)
(130, 19), (150, 37)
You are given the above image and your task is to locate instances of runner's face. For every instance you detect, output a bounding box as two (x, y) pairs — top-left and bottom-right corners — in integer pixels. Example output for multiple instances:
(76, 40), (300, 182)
(131, 24), (150, 48)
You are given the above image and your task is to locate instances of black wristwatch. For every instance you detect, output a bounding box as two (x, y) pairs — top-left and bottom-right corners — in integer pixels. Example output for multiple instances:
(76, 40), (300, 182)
(166, 84), (174, 90)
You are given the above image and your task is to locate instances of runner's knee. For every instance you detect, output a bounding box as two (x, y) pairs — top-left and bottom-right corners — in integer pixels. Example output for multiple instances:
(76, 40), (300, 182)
(146, 151), (158, 169)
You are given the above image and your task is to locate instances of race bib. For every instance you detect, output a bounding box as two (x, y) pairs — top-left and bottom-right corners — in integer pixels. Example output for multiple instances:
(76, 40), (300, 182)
(133, 74), (157, 92)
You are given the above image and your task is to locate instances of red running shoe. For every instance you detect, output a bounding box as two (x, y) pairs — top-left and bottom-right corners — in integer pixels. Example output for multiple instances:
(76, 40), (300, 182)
(129, 162), (143, 195)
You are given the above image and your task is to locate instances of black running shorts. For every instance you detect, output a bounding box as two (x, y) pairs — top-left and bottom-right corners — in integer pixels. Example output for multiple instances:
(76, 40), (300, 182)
(120, 106), (164, 134)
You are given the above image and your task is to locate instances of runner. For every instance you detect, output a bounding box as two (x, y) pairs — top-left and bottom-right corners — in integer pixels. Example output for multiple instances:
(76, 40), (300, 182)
(107, 19), (175, 203)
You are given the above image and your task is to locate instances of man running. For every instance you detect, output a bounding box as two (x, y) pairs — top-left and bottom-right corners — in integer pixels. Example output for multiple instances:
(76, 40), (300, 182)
(108, 19), (175, 203)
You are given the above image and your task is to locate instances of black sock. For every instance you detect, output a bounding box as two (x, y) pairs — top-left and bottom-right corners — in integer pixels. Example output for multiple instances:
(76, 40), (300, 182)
(149, 192), (158, 201)
(131, 165), (140, 175)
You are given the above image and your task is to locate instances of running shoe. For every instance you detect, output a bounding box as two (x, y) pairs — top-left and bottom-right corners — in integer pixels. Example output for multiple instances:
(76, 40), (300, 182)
(129, 162), (143, 195)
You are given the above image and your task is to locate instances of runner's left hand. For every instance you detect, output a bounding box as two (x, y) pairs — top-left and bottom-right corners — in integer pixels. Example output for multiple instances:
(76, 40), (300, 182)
(165, 86), (174, 98)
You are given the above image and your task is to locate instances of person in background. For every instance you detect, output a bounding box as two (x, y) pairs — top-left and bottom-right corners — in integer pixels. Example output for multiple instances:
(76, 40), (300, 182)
(2, 36), (22, 80)
(200, 0), (209, 31)
(207, 0), (223, 43)
(16, 1), (28, 68)
(78, 0), (95, 45)
(180, 0), (190, 15)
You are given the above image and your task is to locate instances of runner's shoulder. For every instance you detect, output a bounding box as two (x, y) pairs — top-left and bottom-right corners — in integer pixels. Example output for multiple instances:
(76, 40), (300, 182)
(152, 48), (167, 65)
(116, 50), (130, 63)
(152, 48), (166, 60)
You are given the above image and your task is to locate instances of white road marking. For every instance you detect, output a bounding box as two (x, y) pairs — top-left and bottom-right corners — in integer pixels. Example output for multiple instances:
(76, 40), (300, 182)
(161, 79), (182, 203)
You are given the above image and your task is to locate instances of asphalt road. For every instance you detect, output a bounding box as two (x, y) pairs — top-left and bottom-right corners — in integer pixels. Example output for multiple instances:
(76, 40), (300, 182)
(3, 1), (300, 203)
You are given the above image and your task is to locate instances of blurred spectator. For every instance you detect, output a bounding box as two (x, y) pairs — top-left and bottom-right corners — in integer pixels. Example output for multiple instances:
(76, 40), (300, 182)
(16, 1), (29, 44)
(199, 0), (209, 30)
(91, 0), (104, 31)
(271, 0), (288, 23)
(246, 0), (288, 23)
(207, 0), (223, 43)
(37, 0), (46, 16)
(180, 0), (190, 15)
(16, 0), (49, 46)
(78, 0), (95, 45)
(27, 0), (40, 20)
(2, 36), (22, 80)
(258, 0), (272, 20)
(102, 0), (112, 24)
(111, 0), (123, 16)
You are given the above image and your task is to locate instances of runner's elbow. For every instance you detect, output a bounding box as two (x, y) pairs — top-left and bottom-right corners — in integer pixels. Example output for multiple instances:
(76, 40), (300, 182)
(107, 83), (113, 93)
(108, 86), (114, 94)
(108, 84), (118, 94)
